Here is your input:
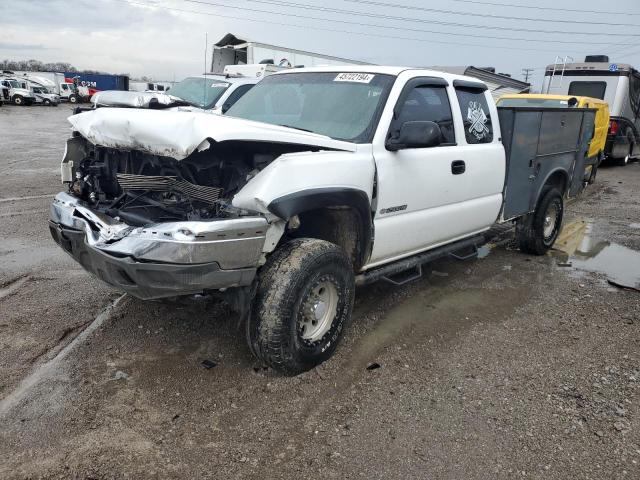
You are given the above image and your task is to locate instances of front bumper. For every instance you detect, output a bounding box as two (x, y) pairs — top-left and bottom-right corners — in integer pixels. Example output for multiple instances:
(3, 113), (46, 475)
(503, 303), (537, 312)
(49, 192), (267, 299)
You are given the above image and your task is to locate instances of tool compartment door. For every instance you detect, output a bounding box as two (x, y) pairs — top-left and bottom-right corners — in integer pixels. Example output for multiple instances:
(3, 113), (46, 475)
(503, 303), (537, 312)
(499, 107), (594, 221)
(498, 108), (541, 220)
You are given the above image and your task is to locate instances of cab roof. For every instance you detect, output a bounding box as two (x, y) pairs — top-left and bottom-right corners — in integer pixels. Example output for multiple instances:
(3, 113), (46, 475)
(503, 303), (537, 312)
(271, 65), (488, 86)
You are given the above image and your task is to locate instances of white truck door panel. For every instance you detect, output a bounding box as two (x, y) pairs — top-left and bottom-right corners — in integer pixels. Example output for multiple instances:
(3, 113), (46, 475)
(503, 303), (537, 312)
(367, 73), (505, 267)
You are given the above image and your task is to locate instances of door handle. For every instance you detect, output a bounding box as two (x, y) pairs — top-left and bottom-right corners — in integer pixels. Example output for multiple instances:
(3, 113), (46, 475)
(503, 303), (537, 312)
(451, 160), (466, 175)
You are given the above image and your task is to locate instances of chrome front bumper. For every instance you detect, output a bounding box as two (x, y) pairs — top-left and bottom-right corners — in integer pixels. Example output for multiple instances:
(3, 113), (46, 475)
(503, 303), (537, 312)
(49, 192), (268, 299)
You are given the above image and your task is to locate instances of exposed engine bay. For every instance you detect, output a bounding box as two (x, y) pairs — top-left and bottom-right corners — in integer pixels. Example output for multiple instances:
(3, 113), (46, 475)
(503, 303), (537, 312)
(65, 135), (319, 226)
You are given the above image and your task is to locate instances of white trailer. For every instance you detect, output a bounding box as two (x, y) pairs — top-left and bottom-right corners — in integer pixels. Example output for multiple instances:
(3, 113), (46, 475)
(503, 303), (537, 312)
(210, 33), (369, 74)
(10, 71), (66, 95)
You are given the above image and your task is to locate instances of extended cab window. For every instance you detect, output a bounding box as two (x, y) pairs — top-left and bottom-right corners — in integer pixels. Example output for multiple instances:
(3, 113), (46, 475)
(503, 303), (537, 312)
(455, 88), (493, 144)
(394, 86), (455, 144)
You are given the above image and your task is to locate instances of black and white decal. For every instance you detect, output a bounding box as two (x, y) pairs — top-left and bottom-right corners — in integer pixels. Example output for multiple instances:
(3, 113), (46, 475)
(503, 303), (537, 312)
(467, 101), (489, 141)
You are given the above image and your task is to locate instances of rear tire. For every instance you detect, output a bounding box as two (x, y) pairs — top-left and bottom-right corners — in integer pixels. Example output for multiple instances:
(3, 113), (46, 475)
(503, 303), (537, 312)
(616, 130), (634, 166)
(616, 154), (630, 167)
(247, 238), (355, 375)
(516, 188), (564, 255)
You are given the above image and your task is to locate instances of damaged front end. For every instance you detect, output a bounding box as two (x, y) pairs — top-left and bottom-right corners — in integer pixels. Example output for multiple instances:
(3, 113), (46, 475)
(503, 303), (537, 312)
(50, 109), (354, 299)
(51, 135), (280, 299)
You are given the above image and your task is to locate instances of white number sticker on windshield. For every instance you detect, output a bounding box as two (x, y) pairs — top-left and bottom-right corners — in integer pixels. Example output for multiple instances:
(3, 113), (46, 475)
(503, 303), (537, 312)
(334, 73), (375, 83)
(211, 83), (229, 88)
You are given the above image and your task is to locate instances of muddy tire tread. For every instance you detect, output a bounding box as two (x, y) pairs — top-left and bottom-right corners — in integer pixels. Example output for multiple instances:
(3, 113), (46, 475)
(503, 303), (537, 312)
(248, 238), (354, 374)
(517, 187), (563, 256)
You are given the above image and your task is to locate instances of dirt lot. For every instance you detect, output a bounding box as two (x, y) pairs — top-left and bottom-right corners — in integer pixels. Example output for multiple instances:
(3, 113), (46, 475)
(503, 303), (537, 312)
(1, 104), (639, 479)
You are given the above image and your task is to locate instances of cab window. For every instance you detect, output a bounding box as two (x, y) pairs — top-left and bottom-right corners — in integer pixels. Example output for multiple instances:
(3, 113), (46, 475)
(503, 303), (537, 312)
(455, 88), (494, 144)
(393, 86), (455, 145)
(223, 84), (254, 111)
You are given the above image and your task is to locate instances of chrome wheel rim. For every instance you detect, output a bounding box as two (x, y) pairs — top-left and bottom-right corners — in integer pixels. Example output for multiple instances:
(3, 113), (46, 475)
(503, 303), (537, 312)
(544, 203), (559, 239)
(299, 279), (338, 342)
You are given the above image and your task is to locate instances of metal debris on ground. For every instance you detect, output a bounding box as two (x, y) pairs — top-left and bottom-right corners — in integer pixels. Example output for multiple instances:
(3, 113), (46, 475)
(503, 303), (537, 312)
(201, 359), (217, 369)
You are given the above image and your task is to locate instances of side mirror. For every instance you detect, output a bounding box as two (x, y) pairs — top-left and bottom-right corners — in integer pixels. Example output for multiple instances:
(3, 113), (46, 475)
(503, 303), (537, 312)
(386, 120), (442, 151)
(221, 103), (232, 114)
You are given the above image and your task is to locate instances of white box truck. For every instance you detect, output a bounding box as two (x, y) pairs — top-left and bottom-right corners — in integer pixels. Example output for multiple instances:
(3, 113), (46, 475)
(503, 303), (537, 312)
(210, 33), (369, 74)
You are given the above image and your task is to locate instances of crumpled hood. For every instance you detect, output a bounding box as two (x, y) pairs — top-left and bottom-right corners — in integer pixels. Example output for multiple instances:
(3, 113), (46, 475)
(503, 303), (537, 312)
(91, 90), (181, 108)
(68, 108), (357, 160)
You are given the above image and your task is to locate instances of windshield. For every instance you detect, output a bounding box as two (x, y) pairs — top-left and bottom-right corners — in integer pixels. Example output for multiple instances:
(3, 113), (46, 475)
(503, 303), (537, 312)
(32, 87), (44, 93)
(168, 76), (230, 109)
(498, 98), (575, 108)
(225, 72), (395, 142)
(8, 80), (21, 88)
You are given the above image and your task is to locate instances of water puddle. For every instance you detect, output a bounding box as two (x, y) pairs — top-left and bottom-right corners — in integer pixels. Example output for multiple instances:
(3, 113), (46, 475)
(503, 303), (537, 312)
(551, 219), (640, 290)
(477, 244), (492, 258)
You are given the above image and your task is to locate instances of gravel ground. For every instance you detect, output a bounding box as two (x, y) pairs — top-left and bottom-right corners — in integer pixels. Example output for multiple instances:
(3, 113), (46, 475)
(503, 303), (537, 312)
(0, 104), (639, 479)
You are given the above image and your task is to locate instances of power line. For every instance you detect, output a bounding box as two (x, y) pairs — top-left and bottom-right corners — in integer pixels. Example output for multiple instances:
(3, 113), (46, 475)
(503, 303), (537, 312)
(441, 0), (640, 17)
(342, 0), (640, 26)
(183, 0), (640, 38)
(111, 0), (610, 55)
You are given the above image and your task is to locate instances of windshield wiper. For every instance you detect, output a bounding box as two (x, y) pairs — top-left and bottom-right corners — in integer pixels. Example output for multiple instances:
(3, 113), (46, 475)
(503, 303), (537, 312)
(278, 124), (313, 133)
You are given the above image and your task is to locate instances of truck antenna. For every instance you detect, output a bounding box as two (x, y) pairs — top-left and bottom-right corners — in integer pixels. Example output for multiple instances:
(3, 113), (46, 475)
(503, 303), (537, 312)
(203, 32), (208, 108)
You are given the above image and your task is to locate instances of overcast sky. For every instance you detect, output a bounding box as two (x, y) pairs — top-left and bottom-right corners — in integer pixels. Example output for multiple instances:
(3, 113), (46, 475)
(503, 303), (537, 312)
(1, 0), (639, 88)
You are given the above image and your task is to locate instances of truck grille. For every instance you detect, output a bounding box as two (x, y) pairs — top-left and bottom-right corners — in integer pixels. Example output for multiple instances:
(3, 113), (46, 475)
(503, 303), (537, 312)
(116, 173), (223, 205)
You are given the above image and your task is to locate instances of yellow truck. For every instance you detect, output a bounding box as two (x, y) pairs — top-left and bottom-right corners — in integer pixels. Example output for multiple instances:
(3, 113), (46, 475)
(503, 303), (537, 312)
(497, 94), (610, 183)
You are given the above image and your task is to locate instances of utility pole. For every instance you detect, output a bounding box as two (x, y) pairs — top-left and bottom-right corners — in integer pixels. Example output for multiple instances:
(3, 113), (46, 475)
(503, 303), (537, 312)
(522, 68), (534, 84)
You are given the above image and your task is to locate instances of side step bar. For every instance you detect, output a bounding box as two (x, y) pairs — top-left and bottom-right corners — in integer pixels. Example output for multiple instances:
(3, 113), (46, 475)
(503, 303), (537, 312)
(355, 234), (485, 287)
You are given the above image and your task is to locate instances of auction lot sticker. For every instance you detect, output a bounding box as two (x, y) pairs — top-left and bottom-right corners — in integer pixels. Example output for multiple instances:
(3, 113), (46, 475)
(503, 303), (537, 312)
(334, 73), (375, 83)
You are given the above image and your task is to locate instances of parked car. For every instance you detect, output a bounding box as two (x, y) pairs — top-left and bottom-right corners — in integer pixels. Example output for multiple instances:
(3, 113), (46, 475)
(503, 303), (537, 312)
(30, 85), (60, 106)
(92, 72), (258, 114)
(50, 66), (595, 373)
(497, 94), (610, 183)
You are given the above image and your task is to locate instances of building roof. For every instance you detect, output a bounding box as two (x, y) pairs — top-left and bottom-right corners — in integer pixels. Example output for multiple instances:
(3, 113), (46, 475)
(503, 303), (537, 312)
(431, 66), (530, 99)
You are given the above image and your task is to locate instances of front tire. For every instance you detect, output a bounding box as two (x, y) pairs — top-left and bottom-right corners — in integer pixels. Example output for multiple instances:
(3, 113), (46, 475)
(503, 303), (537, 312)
(516, 188), (564, 255)
(247, 238), (355, 375)
(69, 94), (78, 104)
(12, 95), (23, 106)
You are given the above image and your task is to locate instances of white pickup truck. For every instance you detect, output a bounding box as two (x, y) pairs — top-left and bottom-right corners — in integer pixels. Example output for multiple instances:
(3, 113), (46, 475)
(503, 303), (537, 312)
(50, 66), (595, 373)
